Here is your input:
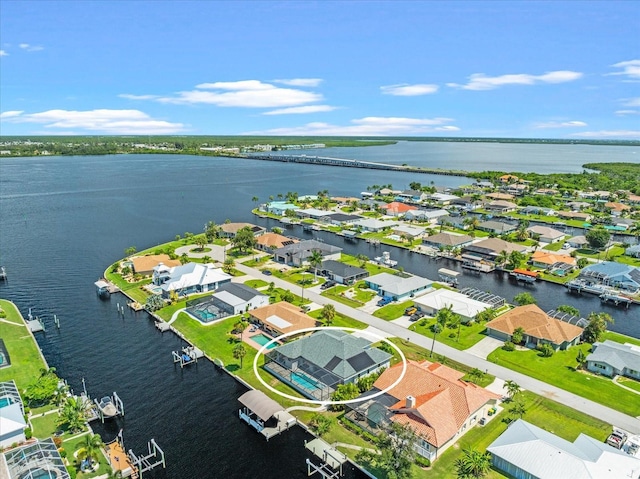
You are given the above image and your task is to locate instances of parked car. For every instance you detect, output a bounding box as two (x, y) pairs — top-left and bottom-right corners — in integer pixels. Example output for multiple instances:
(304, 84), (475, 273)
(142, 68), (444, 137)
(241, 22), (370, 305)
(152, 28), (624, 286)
(409, 312), (424, 322)
(404, 306), (417, 316)
(321, 280), (336, 290)
(262, 270), (273, 276)
(606, 429), (628, 449)
(377, 297), (392, 307)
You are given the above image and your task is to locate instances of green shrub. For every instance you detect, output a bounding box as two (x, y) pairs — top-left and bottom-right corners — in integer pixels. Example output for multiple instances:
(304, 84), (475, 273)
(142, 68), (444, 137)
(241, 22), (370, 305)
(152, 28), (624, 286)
(24, 427), (32, 439)
(502, 341), (515, 351)
(66, 465), (77, 479)
(415, 456), (431, 468)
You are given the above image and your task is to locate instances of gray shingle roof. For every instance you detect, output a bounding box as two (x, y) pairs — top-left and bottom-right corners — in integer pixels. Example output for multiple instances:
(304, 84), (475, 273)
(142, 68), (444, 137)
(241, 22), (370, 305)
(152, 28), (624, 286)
(215, 282), (266, 301)
(587, 340), (640, 372)
(321, 260), (367, 279)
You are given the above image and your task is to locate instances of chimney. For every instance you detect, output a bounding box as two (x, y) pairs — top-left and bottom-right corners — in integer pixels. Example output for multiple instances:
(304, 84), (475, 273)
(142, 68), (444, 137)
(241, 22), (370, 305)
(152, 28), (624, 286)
(406, 395), (416, 409)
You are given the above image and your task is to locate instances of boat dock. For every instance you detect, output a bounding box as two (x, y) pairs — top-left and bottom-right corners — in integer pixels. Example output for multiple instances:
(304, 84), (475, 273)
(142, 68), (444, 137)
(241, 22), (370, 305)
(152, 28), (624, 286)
(438, 268), (460, 286)
(90, 391), (125, 422)
(461, 254), (495, 273)
(238, 389), (297, 441)
(511, 269), (538, 283)
(155, 321), (171, 332)
(95, 279), (120, 297)
(26, 308), (45, 333)
(305, 438), (348, 478)
(374, 251), (397, 267)
(600, 292), (633, 308)
(128, 439), (166, 478)
(106, 432), (166, 479)
(0, 266), (6, 281)
(105, 437), (138, 478)
(172, 346), (204, 367)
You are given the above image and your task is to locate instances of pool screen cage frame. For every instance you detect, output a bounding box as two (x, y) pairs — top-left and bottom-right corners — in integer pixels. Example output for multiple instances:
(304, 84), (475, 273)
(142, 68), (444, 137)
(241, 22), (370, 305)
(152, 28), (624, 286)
(5, 437), (71, 479)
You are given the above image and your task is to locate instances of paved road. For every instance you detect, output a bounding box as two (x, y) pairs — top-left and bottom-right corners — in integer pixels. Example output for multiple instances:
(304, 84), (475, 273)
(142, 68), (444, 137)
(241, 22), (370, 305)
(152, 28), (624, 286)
(236, 263), (640, 434)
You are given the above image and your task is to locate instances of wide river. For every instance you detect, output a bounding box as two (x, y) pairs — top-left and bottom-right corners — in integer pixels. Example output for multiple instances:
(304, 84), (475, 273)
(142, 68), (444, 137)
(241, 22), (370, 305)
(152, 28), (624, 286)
(0, 142), (638, 478)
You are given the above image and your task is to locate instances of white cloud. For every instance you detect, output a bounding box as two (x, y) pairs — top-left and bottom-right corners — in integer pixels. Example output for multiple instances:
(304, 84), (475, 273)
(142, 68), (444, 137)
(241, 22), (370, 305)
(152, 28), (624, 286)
(156, 80), (322, 107)
(621, 97), (640, 107)
(0, 109), (185, 134)
(608, 60), (640, 80)
(245, 116), (459, 136)
(615, 110), (639, 116)
(447, 70), (583, 90)
(0, 110), (24, 118)
(0, 50), (7, 57)
(381, 84), (439, 96)
(263, 105), (338, 115)
(119, 94), (162, 100)
(571, 130), (640, 139)
(534, 120), (587, 129)
(273, 78), (323, 87)
(19, 43), (44, 52)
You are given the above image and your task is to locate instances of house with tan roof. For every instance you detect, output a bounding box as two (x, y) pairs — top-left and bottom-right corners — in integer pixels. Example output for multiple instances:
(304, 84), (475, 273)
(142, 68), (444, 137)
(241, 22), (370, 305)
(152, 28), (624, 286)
(530, 250), (576, 269)
(557, 210), (592, 222)
(486, 192), (515, 201)
(131, 254), (181, 275)
(485, 304), (583, 350)
(249, 301), (317, 338)
(604, 202), (631, 216)
(422, 232), (474, 249)
(256, 232), (298, 252)
(382, 201), (418, 216)
(220, 222), (266, 238)
(463, 238), (528, 261)
(486, 200), (518, 213)
(526, 225), (565, 243)
(345, 360), (499, 462)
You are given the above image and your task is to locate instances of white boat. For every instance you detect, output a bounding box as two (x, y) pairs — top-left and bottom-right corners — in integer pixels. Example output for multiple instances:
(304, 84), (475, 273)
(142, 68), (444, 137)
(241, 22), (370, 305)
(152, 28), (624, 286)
(97, 396), (118, 418)
(374, 251), (397, 267)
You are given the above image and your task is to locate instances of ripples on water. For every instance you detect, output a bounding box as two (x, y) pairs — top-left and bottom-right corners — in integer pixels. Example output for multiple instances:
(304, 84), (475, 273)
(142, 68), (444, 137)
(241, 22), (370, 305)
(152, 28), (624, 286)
(0, 149), (638, 478)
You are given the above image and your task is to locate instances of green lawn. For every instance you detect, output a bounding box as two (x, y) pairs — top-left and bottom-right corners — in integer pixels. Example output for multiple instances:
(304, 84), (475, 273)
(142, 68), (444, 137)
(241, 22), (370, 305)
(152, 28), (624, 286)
(0, 300), (49, 390)
(321, 283), (375, 308)
(104, 268), (152, 303)
(30, 411), (87, 439)
(153, 291), (214, 321)
(373, 300), (414, 320)
(542, 239), (568, 251)
(244, 279), (269, 289)
(617, 377), (640, 393)
(307, 309), (368, 330)
(63, 434), (112, 479)
(321, 289), (365, 308)
(340, 254), (396, 275)
(409, 317), (488, 350)
(604, 331), (640, 347)
(487, 343), (640, 417)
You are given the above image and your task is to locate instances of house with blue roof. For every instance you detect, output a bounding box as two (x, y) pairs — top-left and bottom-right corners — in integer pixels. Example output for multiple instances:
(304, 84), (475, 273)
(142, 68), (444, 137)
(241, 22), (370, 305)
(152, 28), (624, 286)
(579, 262), (640, 292)
(586, 340), (640, 380)
(264, 201), (300, 216)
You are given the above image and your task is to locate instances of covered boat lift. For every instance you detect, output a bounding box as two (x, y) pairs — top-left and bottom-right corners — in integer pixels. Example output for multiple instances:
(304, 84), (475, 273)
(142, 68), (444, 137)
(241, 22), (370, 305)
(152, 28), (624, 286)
(237, 389), (296, 440)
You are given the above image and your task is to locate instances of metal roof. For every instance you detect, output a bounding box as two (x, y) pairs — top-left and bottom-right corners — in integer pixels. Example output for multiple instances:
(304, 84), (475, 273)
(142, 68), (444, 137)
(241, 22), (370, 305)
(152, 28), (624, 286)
(238, 390), (283, 422)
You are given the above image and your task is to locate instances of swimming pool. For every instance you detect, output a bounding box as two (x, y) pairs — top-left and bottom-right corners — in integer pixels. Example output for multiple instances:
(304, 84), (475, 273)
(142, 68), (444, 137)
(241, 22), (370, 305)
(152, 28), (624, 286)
(252, 334), (277, 350)
(188, 308), (219, 324)
(0, 396), (13, 408)
(291, 372), (321, 392)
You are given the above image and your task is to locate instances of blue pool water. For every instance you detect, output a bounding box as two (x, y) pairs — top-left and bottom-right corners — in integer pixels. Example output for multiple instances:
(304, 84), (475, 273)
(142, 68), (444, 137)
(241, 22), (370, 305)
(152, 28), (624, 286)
(252, 334), (277, 350)
(0, 397), (12, 408)
(189, 308), (218, 323)
(25, 469), (56, 479)
(291, 372), (321, 392)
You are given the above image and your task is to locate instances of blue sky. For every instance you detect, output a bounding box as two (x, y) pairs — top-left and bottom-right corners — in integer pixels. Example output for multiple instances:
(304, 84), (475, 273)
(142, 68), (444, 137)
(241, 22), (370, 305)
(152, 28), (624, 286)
(1, 1), (639, 138)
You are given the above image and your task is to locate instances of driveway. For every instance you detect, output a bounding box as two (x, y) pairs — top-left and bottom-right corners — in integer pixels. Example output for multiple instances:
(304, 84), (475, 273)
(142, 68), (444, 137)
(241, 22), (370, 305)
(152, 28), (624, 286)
(466, 336), (505, 360)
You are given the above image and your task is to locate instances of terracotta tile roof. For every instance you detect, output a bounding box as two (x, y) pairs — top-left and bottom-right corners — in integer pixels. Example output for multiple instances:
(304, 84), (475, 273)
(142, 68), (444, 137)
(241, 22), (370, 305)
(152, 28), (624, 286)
(256, 232), (298, 249)
(486, 304), (583, 345)
(486, 192), (515, 200)
(531, 251), (576, 266)
(604, 202), (631, 211)
(373, 361), (499, 447)
(131, 254), (180, 274)
(249, 301), (316, 335)
(383, 202), (417, 214)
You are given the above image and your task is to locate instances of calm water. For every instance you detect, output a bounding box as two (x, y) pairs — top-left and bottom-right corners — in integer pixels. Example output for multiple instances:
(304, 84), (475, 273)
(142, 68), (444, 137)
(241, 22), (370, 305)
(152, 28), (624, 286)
(274, 140), (639, 173)
(0, 145), (638, 478)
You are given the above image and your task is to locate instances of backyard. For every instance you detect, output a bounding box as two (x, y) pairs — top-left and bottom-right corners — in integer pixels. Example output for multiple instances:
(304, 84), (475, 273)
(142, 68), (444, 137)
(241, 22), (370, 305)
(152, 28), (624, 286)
(409, 316), (489, 350)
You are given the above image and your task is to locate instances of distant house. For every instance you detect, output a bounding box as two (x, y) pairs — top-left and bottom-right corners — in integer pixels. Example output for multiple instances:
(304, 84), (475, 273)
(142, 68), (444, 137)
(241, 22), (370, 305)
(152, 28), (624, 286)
(557, 210), (592, 222)
(249, 301), (317, 339)
(422, 232), (474, 249)
(579, 262), (640, 292)
(428, 193), (459, 205)
(152, 262), (231, 298)
(566, 235), (589, 248)
(265, 201), (300, 216)
(382, 202), (418, 217)
(485, 304), (583, 350)
(396, 189), (428, 203)
(272, 239), (342, 266)
(264, 330), (392, 401)
(392, 224), (426, 240)
(353, 218), (398, 232)
(321, 212), (362, 226)
(488, 419), (640, 479)
(534, 188), (558, 196)
(486, 200), (518, 213)
(586, 340), (640, 380)
(530, 250), (576, 269)
(477, 220), (516, 234)
(256, 232), (298, 252)
(220, 222), (266, 238)
(365, 272), (433, 301)
(520, 206), (555, 216)
(463, 238), (528, 261)
(526, 225), (565, 243)
(413, 289), (492, 322)
(295, 208), (333, 220)
(131, 254), (181, 275)
(346, 361), (499, 462)
(486, 192), (515, 201)
(626, 244), (640, 258)
(499, 174), (519, 183)
(320, 260), (369, 285)
(210, 283), (269, 315)
(450, 196), (481, 211)
(579, 190), (610, 200)
(437, 215), (470, 230)
(604, 202), (631, 216)
(0, 402), (27, 448)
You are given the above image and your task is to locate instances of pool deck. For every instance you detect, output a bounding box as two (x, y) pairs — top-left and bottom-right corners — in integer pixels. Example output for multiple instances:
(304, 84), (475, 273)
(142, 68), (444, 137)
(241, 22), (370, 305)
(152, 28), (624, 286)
(243, 329), (280, 351)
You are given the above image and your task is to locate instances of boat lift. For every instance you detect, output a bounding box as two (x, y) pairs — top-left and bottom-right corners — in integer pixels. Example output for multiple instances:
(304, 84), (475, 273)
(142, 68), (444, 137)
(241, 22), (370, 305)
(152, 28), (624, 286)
(172, 346), (204, 368)
(93, 391), (124, 422)
(305, 438), (348, 479)
(128, 439), (166, 478)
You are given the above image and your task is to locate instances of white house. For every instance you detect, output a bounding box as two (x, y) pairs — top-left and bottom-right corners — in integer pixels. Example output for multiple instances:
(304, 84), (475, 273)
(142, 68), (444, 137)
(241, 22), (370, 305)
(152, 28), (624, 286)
(0, 402), (27, 448)
(365, 273), (433, 301)
(586, 340), (640, 380)
(526, 225), (565, 243)
(153, 262), (232, 298)
(210, 283), (269, 315)
(353, 218), (398, 232)
(413, 289), (492, 322)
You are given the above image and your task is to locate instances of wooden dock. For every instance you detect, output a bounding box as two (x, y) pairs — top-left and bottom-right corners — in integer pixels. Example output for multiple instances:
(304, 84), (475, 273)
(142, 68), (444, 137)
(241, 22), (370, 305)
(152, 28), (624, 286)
(105, 439), (138, 478)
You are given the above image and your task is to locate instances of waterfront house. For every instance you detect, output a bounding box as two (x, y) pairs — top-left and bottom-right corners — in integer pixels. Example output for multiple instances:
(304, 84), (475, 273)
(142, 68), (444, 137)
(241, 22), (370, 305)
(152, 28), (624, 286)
(437, 215), (470, 230)
(256, 232), (298, 252)
(345, 360), (499, 462)
(499, 174), (519, 183)
(422, 232), (474, 250)
(428, 193), (459, 205)
(604, 202), (631, 217)
(450, 196), (481, 211)
(295, 208), (333, 220)
(320, 260), (369, 285)
(382, 202), (417, 217)
(486, 192), (515, 201)
(567, 201), (590, 211)
(0, 402), (27, 448)
(566, 235), (589, 249)
(272, 240), (342, 266)
(557, 210), (592, 222)
(485, 200), (518, 213)
(396, 189), (428, 203)
(406, 208), (449, 223)
(463, 238), (528, 262)
(626, 245), (640, 258)
(392, 224), (426, 240)
(131, 254), (180, 275)
(485, 304), (583, 351)
(220, 222), (266, 238)
(487, 419), (640, 479)
(477, 220), (516, 235)
(413, 289), (492, 322)
(520, 206), (555, 216)
(210, 283), (269, 315)
(365, 272), (433, 301)
(502, 183), (528, 196)
(265, 201), (300, 216)
(263, 330), (392, 401)
(579, 262), (640, 292)
(526, 225), (565, 243)
(153, 262), (231, 298)
(353, 218), (398, 232)
(249, 301), (316, 339)
(586, 340), (640, 379)
(321, 212), (363, 226)
(4, 438), (71, 478)
(530, 250), (576, 269)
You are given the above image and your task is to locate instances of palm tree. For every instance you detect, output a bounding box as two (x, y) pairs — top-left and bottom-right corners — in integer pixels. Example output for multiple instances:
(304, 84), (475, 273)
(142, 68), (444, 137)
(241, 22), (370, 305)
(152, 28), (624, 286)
(58, 396), (88, 433)
(308, 249), (323, 283)
(77, 433), (103, 467)
(233, 343), (247, 368)
(356, 254), (369, 268)
(320, 304), (336, 326)
(223, 257), (235, 274)
(504, 380), (521, 400)
(430, 322), (442, 358)
(508, 398), (527, 420)
(455, 447), (492, 479)
(495, 250), (508, 267)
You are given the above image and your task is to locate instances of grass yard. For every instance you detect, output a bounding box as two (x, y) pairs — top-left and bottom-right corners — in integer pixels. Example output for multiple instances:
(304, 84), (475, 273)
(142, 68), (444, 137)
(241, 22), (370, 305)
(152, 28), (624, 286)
(409, 317), (488, 350)
(373, 300), (415, 320)
(244, 279), (269, 289)
(30, 411), (87, 439)
(340, 254), (396, 275)
(104, 268), (152, 303)
(604, 331), (640, 347)
(307, 309), (368, 330)
(321, 289), (365, 308)
(487, 343), (640, 417)
(63, 434), (112, 479)
(0, 300), (49, 390)
(617, 377), (640, 393)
